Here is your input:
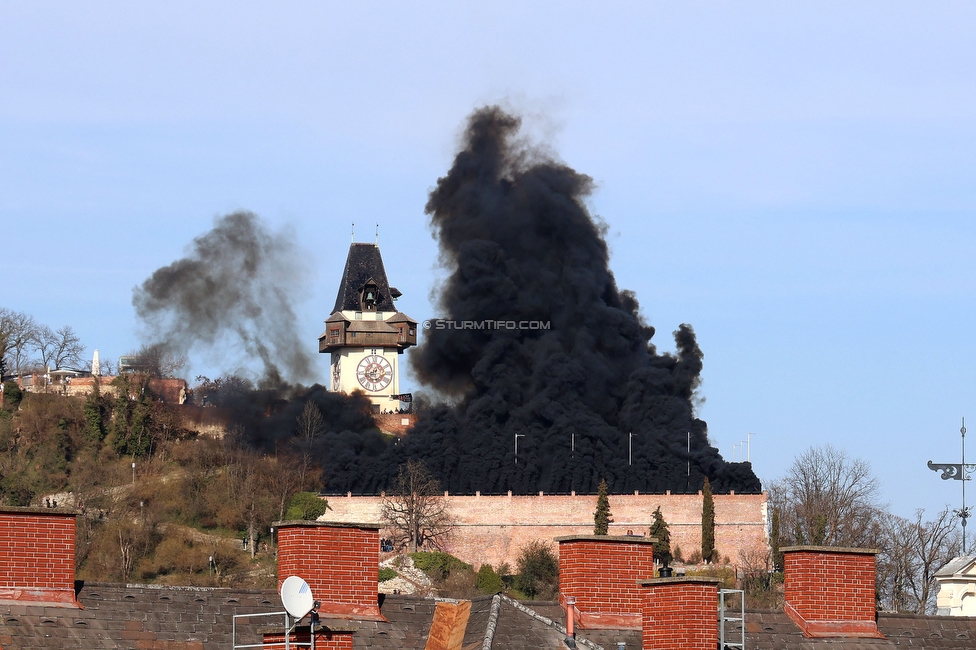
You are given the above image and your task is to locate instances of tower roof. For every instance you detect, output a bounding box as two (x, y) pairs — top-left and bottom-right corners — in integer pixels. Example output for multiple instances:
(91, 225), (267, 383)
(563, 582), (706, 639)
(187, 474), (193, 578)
(332, 243), (398, 313)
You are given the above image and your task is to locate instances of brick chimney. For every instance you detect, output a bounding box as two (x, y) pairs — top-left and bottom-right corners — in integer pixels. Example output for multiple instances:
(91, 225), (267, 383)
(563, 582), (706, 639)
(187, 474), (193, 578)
(555, 534), (656, 629)
(275, 520), (385, 621)
(638, 576), (722, 650)
(0, 506), (80, 607)
(782, 545), (883, 639)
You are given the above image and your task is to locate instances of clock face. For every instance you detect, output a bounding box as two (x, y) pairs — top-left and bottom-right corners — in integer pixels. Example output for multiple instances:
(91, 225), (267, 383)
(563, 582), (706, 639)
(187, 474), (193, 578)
(357, 354), (393, 392)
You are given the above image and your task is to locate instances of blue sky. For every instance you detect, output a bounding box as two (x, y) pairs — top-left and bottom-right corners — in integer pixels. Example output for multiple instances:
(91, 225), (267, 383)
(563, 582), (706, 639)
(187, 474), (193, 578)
(3, 2), (976, 519)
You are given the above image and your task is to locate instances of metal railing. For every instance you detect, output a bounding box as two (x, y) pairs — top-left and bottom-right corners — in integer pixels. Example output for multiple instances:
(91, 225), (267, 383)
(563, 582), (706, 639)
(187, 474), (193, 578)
(232, 611), (314, 650)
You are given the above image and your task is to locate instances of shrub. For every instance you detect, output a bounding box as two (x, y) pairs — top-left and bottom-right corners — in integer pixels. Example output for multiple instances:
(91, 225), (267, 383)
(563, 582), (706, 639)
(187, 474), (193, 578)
(686, 565), (735, 589)
(2, 382), (23, 409)
(476, 563), (505, 594)
(410, 551), (471, 581)
(286, 492), (331, 520)
(673, 545), (684, 563)
(514, 540), (559, 600)
(379, 567), (398, 582)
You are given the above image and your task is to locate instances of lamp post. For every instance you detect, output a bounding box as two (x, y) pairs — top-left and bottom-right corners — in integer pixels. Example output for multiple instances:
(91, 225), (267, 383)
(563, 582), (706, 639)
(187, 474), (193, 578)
(515, 434), (525, 465)
(629, 432), (634, 466)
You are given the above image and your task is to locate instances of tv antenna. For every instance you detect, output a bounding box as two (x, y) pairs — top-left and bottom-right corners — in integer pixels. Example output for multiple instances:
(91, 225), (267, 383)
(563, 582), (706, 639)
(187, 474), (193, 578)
(351, 222), (355, 243)
(927, 417), (976, 553)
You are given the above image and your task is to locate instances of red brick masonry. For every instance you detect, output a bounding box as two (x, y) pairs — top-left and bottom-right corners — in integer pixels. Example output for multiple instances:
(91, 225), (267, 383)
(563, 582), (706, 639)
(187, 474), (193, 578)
(782, 545), (884, 639)
(275, 521), (385, 621)
(556, 535), (656, 629)
(638, 576), (722, 650)
(325, 491), (768, 570)
(263, 627), (354, 650)
(0, 506), (80, 607)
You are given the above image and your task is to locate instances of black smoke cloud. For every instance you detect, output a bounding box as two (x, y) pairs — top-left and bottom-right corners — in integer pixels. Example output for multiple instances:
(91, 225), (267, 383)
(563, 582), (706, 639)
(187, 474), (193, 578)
(133, 211), (315, 387)
(320, 107), (760, 495)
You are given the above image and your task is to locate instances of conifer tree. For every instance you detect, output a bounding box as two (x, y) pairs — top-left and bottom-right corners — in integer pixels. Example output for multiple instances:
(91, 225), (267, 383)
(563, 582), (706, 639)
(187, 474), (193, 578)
(83, 379), (105, 442)
(702, 476), (716, 563)
(649, 506), (672, 567)
(593, 478), (612, 535)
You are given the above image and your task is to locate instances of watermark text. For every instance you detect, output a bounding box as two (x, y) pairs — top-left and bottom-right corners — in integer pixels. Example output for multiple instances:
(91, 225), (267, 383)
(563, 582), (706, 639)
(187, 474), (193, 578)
(422, 319), (551, 331)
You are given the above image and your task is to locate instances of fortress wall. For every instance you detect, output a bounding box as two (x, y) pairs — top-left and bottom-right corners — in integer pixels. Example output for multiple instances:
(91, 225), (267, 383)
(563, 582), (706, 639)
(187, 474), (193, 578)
(323, 492), (768, 570)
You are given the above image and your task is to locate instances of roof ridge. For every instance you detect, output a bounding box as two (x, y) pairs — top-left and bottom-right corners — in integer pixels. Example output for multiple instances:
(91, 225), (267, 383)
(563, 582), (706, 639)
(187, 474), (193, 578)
(495, 595), (603, 650)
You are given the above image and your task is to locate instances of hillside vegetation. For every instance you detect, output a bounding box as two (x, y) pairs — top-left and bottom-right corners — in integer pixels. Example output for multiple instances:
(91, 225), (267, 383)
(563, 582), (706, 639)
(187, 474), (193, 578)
(0, 379), (325, 588)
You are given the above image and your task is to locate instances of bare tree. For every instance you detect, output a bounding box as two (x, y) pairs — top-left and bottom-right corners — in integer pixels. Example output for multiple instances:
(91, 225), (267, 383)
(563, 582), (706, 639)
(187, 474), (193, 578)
(267, 454), (303, 521)
(769, 444), (885, 548)
(0, 309), (38, 376)
(33, 324), (84, 370)
(294, 401), (325, 488)
(125, 343), (185, 377)
(878, 507), (961, 614)
(381, 460), (454, 553)
(224, 444), (275, 559)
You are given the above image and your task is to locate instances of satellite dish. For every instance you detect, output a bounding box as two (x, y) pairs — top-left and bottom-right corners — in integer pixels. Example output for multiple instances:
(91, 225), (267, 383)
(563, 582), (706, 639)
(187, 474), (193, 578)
(280, 576), (315, 620)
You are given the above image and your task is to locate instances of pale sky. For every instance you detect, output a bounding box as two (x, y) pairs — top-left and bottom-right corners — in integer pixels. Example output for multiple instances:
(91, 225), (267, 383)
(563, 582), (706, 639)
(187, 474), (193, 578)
(3, 2), (976, 519)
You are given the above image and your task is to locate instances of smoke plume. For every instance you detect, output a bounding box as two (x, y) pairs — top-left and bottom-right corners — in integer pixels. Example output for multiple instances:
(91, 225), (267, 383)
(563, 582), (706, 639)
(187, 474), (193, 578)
(133, 211), (315, 387)
(319, 106), (760, 495)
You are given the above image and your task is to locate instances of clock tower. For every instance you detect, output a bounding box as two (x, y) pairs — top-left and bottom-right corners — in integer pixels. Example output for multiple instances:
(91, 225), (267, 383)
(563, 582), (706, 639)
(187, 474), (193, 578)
(319, 242), (418, 412)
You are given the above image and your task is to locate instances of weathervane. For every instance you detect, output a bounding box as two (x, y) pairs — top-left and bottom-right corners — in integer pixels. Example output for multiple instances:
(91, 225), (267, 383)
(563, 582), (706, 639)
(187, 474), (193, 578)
(927, 417), (976, 554)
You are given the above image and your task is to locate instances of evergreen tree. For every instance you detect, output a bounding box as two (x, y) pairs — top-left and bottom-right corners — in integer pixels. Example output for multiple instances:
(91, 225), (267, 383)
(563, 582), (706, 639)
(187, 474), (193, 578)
(649, 506), (672, 567)
(702, 476), (716, 563)
(593, 478), (612, 535)
(83, 379), (105, 442)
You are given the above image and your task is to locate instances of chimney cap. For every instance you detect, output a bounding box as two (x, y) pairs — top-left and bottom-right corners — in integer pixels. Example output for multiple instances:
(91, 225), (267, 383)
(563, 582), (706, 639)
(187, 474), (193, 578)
(781, 545), (879, 555)
(273, 520), (382, 530)
(0, 505), (80, 516)
(637, 576), (723, 586)
(555, 534), (658, 545)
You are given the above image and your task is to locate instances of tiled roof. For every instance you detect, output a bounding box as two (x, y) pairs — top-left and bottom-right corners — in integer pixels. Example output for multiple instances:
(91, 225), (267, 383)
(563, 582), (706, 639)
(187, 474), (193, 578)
(745, 609), (976, 649)
(6, 582), (976, 649)
(333, 243), (398, 313)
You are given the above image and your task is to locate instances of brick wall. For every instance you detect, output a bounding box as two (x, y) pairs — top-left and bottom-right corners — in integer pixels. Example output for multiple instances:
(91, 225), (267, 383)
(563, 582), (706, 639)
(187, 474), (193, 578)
(323, 492), (767, 570)
(556, 535), (656, 629)
(373, 413), (417, 436)
(0, 506), (79, 606)
(275, 521), (384, 621)
(263, 629), (354, 649)
(639, 577), (721, 650)
(782, 546), (883, 639)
